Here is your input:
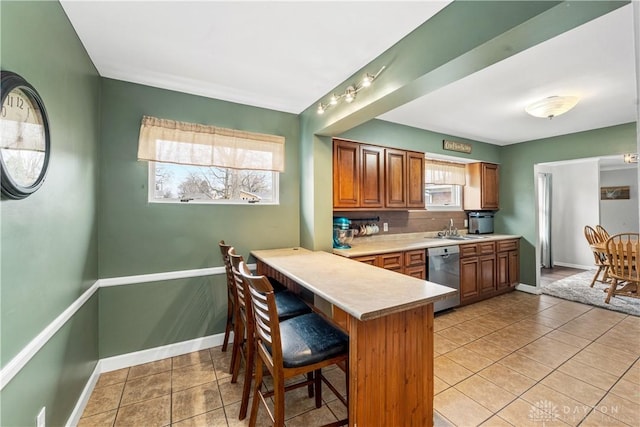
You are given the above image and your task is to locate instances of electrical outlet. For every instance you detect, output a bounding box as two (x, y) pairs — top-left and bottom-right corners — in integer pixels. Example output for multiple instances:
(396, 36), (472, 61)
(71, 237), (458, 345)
(464, 219), (468, 227)
(36, 407), (45, 427)
(383, 222), (388, 232)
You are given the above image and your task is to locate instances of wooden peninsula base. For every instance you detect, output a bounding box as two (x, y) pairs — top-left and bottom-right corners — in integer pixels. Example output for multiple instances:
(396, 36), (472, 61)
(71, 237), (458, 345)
(253, 248), (453, 427)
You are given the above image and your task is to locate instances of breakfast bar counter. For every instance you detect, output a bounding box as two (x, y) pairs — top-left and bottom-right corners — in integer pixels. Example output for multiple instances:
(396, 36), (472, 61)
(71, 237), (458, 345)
(251, 247), (456, 427)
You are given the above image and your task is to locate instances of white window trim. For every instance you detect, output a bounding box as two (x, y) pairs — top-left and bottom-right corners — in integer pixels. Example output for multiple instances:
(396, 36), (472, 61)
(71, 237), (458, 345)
(425, 184), (463, 211)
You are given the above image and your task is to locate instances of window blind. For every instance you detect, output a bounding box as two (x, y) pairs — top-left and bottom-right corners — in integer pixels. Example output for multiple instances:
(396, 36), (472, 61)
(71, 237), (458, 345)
(137, 116), (285, 172)
(425, 159), (466, 185)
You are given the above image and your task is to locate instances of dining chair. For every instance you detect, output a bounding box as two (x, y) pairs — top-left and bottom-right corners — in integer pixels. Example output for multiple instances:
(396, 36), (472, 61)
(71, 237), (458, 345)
(228, 249), (312, 420)
(604, 233), (639, 304)
(218, 241), (236, 356)
(583, 225), (609, 287)
(241, 262), (349, 427)
(595, 224), (610, 241)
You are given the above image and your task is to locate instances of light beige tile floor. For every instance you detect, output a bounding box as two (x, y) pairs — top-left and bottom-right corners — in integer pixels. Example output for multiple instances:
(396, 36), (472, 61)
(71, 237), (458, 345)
(79, 282), (639, 426)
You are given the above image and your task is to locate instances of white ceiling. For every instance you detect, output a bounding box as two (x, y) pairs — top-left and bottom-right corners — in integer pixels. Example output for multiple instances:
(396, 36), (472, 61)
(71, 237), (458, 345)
(60, 1), (636, 150)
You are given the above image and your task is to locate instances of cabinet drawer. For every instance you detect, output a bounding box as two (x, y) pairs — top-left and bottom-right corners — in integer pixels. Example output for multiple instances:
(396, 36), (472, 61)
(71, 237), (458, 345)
(378, 252), (403, 270)
(353, 255), (377, 266)
(459, 243), (479, 258)
(405, 249), (426, 267)
(497, 239), (518, 252)
(479, 241), (496, 255)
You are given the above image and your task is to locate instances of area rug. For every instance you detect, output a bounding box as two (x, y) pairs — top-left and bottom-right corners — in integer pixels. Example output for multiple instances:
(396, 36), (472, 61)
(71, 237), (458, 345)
(541, 269), (640, 316)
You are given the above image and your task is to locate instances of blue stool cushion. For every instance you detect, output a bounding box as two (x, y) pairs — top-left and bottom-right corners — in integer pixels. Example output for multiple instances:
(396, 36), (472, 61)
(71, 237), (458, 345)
(274, 291), (312, 321)
(278, 313), (349, 368)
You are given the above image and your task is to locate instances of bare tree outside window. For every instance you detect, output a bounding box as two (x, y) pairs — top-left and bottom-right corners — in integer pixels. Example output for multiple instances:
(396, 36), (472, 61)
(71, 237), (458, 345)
(149, 162), (277, 204)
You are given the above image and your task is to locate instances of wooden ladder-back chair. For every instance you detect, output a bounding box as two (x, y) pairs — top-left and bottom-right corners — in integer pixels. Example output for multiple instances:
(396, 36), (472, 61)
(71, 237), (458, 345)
(604, 233), (639, 304)
(584, 226), (609, 287)
(241, 262), (349, 427)
(228, 249), (312, 420)
(218, 241), (236, 358)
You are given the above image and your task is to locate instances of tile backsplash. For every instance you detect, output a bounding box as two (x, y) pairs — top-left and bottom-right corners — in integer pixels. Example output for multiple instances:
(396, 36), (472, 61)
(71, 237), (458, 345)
(334, 210), (468, 236)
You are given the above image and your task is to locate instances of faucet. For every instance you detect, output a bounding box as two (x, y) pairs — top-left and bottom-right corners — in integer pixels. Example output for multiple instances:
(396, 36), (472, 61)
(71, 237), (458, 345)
(448, 218), (458, 237)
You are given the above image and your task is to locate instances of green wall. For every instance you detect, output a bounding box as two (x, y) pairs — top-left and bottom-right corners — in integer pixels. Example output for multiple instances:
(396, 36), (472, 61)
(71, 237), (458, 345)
(499, 122), (637, 286)
(97, 79), (301, 356)
(0, 1), (101, 426)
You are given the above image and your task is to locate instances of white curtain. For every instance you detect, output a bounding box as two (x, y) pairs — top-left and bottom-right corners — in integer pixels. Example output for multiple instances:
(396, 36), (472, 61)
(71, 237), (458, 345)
(538, 173), (553, 268)
(137, 116), (285, 172)
(425, 159), (466, 185)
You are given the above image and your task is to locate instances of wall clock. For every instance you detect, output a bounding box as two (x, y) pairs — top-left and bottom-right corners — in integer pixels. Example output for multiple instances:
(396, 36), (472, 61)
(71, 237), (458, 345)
(0, 71), (51, 199)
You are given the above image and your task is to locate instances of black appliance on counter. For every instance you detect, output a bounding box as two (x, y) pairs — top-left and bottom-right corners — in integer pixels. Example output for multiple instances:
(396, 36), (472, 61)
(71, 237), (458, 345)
(468, 211), (494, 234)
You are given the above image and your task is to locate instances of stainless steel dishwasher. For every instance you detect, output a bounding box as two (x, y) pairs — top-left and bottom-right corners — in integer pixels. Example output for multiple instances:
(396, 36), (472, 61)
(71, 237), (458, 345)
(428, 246), (460, 312)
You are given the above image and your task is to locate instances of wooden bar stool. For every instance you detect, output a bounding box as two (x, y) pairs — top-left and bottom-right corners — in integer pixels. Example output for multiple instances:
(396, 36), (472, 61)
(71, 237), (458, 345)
(218, 241), (236, 358)
(241, 262), (349, 427)
(228, 249), (312, 420)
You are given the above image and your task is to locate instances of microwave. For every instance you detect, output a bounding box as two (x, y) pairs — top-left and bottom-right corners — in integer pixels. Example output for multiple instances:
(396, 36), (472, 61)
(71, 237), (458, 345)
(468, 211), (494, 234)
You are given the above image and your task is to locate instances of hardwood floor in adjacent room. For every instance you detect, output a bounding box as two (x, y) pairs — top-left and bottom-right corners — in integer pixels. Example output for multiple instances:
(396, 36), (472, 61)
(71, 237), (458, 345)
(540, 265), (586, 287)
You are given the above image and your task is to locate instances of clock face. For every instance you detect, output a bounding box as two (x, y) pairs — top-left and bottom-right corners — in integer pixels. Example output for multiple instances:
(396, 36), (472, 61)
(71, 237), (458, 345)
(0, 71), (50, 199)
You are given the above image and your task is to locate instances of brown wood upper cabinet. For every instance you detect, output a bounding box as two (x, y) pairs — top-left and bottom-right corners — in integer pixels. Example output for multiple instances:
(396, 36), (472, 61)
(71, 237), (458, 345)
(333, 139), (424, 210)
(464, 162), (499, 210)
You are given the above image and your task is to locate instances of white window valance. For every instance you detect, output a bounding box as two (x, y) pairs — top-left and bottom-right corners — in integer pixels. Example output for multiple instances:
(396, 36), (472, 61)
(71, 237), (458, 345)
(425, 159), (466, 185)
(137, 116), (285, 172)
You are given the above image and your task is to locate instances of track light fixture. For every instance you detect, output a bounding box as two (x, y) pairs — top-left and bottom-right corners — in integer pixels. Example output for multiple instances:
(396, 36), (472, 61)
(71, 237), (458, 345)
(317, 66), (386, 114)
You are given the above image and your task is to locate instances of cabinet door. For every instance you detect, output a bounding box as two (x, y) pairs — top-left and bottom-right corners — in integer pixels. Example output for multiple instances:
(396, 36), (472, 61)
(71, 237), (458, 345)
(333, 140), (360, 208)
(463, 162), (499, 210)
(496, 252), (509, 290)
(360, 145), (384, 208)
(508, 250), (519, 286)
(407, 151), (425, 208)
(481, 163), (499, 210)
(385, 149), (407, 208)
(460, 257), (480, 301)
(479, 254), (496, 294)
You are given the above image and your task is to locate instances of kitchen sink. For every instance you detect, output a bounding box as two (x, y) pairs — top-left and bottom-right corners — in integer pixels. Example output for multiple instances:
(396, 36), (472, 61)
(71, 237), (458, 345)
(426, 235), (489, 240)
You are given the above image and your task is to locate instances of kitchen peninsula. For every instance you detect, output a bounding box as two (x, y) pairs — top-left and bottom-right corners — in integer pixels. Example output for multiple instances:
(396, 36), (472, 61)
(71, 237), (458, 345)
(251, 247), (456, 427)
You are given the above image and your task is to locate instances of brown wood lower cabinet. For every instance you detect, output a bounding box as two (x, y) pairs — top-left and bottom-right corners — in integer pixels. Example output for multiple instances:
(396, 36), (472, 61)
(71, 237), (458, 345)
(460, 239), (519, 305)
(353, 249), (426, 279)
(497, 239), (520, 290)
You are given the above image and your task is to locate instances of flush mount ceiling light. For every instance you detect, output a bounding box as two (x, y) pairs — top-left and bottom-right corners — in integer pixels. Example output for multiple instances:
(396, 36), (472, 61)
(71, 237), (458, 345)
(623, 153), (638, 163)
(525, 95), (579, 119)
(317, 66), (386, 114)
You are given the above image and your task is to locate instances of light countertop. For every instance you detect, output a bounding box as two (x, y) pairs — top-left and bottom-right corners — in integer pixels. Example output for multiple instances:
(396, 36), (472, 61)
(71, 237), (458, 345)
(251, 247), (456, 321)
(332, 232), (521, 258)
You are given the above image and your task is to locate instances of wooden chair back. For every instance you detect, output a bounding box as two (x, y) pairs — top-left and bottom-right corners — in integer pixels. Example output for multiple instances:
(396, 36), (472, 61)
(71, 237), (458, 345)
(606, 233), (639, 283)
(595, 225), (610, 241)
(242, 264), (281, 367)
(229, 249), (252, 328)
(584, 226), (607, 265)
(219, 240), (236, 299)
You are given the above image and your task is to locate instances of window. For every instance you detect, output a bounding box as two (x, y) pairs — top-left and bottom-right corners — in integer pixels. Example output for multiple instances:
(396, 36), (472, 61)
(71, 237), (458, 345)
(424, 158), (465, 211)
(149, 162), (279, 204)
(425, 184), (462, 210)
(138, 116), (283, 204)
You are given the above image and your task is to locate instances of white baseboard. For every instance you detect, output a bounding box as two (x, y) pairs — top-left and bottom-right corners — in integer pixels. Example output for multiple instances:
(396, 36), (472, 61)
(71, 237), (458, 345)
(516, 283), (542, 295)
(100, 332), (229, 373)
(552, 262), (591, 270)
(67, 332), (230, 426)
(66, 361), (102, 427)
